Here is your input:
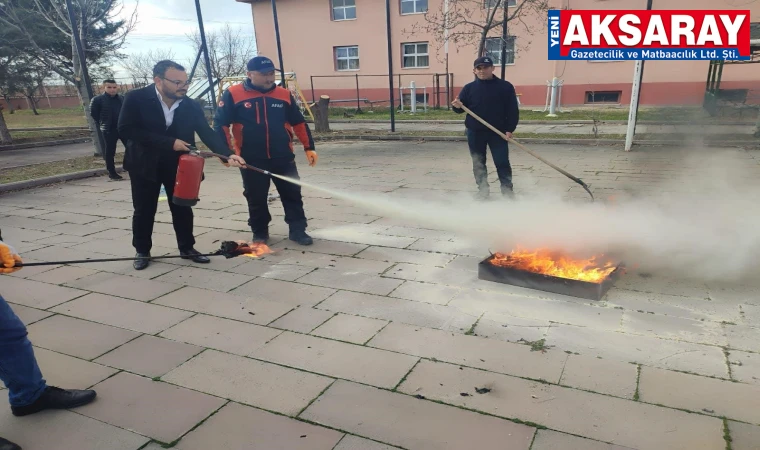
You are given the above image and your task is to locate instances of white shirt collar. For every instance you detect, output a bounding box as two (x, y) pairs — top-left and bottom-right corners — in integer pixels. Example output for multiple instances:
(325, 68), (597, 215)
(155, 85), (182, 129)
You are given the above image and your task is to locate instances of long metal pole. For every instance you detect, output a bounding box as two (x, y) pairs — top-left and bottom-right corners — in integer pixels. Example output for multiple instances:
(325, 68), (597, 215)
(195, 0), (217, 110)
(624, 0), (653, 151)
(65, 0), (103, 156)
(500, 0), (508, 79)
(188, 46), (203, 81)
(272, 0), (287, 87)
(385, 0), (396, 132)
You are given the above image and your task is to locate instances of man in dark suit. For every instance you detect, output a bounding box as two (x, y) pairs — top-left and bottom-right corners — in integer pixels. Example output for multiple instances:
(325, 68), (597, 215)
(90, 79), (126, 180)
(118, 60), (246, 270)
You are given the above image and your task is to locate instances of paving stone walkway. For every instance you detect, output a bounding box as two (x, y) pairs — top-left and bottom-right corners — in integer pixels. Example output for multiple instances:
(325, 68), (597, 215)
(1, 141), (759, 449)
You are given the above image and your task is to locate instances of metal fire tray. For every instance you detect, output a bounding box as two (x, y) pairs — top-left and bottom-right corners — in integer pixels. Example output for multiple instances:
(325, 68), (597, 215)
(477, 255), (624, 301)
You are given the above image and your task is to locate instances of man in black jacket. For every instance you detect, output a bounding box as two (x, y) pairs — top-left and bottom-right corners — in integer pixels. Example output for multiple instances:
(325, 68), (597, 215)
(452, 56), (520, 200)
(118, 60), (246, 270)
(90, 79), (125, 180)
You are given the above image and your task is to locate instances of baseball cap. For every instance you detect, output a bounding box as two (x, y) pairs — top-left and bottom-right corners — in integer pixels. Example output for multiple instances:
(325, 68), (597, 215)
(474, 56), (494, 67)
(247, 56), (277, 73)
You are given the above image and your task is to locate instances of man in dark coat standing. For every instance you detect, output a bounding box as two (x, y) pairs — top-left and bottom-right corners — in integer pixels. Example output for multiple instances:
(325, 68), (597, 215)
(90, 79), (125, 180)
(452, 56), (520, 200)
(118, 60), (246, 270)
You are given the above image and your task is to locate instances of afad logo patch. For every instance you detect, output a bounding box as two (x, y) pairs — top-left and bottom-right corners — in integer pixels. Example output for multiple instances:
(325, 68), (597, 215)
(218, 100), (224, 107)
(244, 102), (253, 108)
(547, 10), (751, 61)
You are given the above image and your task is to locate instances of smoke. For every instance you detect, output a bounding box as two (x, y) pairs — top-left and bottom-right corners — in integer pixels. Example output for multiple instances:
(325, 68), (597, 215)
(277, 147), (760, 283)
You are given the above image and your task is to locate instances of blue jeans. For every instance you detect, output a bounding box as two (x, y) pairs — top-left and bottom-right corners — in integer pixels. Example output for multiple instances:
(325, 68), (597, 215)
(466, 129), (513, 193)
(0, 294), (47, 407)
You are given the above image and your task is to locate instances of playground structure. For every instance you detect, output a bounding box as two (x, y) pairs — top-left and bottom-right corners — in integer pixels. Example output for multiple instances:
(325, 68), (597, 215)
(703, 23), (760, 118)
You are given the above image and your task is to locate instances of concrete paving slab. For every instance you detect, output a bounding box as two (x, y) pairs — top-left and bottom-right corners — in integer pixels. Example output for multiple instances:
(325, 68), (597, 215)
(26, 314), (140, 360)
(175, 402), (343, 450)
(0, 408), (149, 450)
(94, 334), (204, 378)
(251, 331), (419, 388)
(399, 360), (724, 450)
(300, 380), (536, 450)
(162, 350), (334, 416)
(77, 372), (226, 443)
(51, 293), (194, 334)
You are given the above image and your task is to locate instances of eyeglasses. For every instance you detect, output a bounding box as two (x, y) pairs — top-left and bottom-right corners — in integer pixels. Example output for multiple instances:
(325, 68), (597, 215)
(161, 77), (191, 87)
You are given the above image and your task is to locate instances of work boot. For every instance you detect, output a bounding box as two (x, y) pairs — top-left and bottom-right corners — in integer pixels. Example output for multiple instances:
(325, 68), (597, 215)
(0, 437), (21, 450)
(11, 386), (97, 417)
(133, 252), (151, 271)
(109, 172), (123, 181)
(252, 232), (269, 244)
(475, 188), (490, 201)
(501, 185), (515, 200)
(289, 230), (313, 246)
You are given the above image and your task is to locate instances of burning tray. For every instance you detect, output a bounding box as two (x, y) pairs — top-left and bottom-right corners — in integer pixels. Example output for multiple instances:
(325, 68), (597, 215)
(478, 252), (624, 301)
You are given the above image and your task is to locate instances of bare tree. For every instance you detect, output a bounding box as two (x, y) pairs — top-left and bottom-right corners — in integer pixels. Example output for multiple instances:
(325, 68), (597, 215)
(187, 23), (256, 81)
(403, 0), (549, 61)
(125, 48), (176, 87)
(0, 0), (138, 151)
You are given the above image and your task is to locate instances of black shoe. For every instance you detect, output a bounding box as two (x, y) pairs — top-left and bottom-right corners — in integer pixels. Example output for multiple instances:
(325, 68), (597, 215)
(289, 230), (313, 246)
(0, 437), (21, 450)
(109, 173), (123, 181)
(134, 252), (151, 270)
(180, 248), (210, 263)
(252, 232), (269, 244)
(11, 386), (97, 417)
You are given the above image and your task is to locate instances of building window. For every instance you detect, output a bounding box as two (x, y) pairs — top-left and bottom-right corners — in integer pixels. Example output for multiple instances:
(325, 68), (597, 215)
(402, 42), (429, 68)
(401, 0), (427, 14)
(485, 36), (515, 65)
(335, 46), (359, 71)
(484, 0), (516, 7)
(585, 91), (621, 104)
(332, 0), (356, 21)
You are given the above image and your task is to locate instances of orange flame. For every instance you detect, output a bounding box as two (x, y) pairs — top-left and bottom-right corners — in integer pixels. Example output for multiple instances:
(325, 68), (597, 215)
(489, 248), (617, 283)
(234, 241), (274, 258)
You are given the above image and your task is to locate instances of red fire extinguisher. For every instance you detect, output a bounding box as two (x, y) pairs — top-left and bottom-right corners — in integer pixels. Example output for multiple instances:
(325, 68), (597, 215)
(172, 145), (205, 207)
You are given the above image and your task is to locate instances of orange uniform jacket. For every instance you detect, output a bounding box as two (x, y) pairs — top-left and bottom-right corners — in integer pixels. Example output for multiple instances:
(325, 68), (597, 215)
(213, 79), (315, 160)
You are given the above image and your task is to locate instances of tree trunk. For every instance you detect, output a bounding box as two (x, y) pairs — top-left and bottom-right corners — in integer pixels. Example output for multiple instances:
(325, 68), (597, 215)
(755, 110), (760, 138)
(26, 95), (40, 115)
(74, 79), (102, 156)
(3, 95), (15, 114)
(313, 95), (331, 132)
(0, 109), (12, 145)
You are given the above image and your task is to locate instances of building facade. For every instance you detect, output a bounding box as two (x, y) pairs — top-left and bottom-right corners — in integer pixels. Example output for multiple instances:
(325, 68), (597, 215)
(239, 0), (760, 108)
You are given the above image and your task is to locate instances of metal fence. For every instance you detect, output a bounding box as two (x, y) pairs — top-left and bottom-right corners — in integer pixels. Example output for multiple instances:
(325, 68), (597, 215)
(309, 73), (454, 112)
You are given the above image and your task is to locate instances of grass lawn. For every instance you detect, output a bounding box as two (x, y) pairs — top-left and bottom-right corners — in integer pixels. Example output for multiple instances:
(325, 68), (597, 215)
(4, 107), (88, 128)
(0, 153), (123, 185)
(5, 105), (755, 131)
(314, 129), (758, 142)
(6, 129), (91, 145)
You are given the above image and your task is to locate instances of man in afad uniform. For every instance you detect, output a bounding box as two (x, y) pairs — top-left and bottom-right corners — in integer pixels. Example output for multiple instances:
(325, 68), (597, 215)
(452, 56), (520, 200)
(90, 79), (126, 180)
(214, 56), (318, 246)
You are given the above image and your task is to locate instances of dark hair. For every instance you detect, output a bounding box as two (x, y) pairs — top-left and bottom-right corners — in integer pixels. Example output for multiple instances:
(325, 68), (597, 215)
(153, 60), (185, 78)
(103, 79), (117, 85)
